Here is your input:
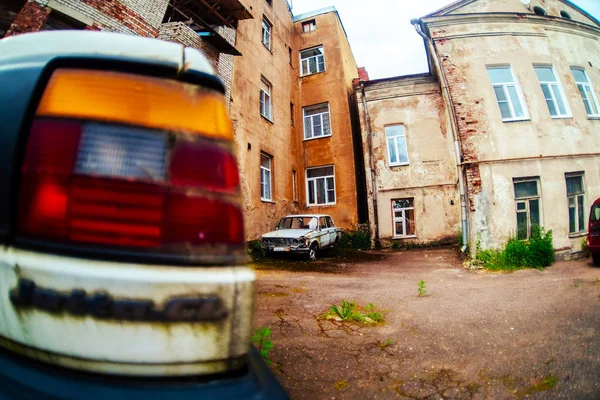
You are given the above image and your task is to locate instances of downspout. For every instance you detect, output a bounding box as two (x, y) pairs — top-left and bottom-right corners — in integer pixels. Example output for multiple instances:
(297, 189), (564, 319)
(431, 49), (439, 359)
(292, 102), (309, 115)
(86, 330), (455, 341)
(411, 18), (468, 253)
(360, 81), (380, 248)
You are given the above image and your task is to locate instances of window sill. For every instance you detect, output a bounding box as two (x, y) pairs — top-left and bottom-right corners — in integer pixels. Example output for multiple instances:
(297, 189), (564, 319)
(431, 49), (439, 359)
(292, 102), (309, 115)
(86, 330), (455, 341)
(307, 202), (336, 207)
(501, 117), (530, 123)
(568, 232), (587, 238)
(389, 163), (409, 168)
(260, 114), (274, 124)
(262, 43), (272, 54)
(587, 116), (600, 120)
(550, 115), (573, 119)
(303, 134), (332, 142)
(300, 70), (326, 78)
(393, 235), (417, 239)
(261, 199), (276, 204)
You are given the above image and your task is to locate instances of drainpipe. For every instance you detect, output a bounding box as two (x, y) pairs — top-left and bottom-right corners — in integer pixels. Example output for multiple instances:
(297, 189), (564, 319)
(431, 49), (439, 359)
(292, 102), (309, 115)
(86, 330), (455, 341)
(411, 18), (469, 252)
(360, 81), (381, 248)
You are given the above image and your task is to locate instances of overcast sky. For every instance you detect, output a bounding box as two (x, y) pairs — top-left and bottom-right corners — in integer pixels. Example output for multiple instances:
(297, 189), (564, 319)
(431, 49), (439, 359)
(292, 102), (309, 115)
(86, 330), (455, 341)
(290, 0), (600, 79)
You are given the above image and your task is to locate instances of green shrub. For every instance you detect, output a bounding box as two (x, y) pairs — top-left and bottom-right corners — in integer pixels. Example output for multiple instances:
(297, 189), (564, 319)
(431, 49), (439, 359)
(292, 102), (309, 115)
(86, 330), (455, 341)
(247, 239), (263, 256)
(476, 227), (554, 270)
(340, 224), (372, 250)
(581, 237), (589, 256)
(326, 300), (385, 324)
(252, 327), (273, 363)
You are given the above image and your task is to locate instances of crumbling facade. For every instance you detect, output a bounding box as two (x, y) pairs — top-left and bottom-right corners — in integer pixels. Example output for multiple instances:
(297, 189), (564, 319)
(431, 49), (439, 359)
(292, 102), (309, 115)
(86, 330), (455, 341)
(2, 0), (363, 240)
(358, 0), (600, 256)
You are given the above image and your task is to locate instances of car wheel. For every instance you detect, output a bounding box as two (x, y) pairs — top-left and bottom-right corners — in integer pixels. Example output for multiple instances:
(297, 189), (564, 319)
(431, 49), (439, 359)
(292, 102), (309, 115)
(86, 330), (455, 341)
(307, 243), (318, 261)
(593, 252), (600, 266)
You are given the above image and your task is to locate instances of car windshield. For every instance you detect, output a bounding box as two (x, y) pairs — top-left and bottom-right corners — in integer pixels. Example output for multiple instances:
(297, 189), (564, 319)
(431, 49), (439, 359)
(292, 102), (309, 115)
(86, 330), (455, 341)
(278, 217), (318, 230)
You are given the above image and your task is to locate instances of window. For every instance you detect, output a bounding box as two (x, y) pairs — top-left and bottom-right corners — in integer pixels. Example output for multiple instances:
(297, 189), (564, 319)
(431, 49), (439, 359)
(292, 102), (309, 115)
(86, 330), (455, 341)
(300, 46), (325, 76)
(260, 153), (272, 201)
(534, 66), (571, 118)
(292, 170), (297, 201)
(571, 68), (600, 117)
(306, 166), (335, 206)
(319, 217), (327, 229)
(392, 199), (416, 237)
(487, 66), (528, 121)
(262, 17), (271, 50)
(533, 6), (546, 16)
(302, 19), (316, 32)
(260, 77), (272, 120)
(41, 11), (87, 30)
(566, 174), (585, 234)
(385, 125), (409, 166)
(514, 178), (541, 240)
(303, 103), (331, 139)
(560, 10), (572, 19)
(265, 0), (272, 6)
(288, 46), (292, 65)
(326, 216), (334, 227)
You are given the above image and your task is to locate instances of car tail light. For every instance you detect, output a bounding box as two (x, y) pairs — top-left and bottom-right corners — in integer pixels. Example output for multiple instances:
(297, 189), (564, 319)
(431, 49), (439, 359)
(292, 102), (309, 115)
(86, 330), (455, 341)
(17, 69), (244, 256)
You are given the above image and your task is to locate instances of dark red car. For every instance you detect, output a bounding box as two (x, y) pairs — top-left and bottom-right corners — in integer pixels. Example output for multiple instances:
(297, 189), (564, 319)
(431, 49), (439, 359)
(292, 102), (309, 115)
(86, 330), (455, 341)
(587, 198), (600, 265)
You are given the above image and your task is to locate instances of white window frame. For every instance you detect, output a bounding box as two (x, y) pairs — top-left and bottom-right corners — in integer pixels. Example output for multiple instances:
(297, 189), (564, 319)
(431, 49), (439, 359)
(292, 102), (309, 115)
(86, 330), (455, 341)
(261, 17), (271, 50)
(306, 165), (336, 206)
(566, 173), (586, 234)
(513, 177), (542, 240)
(260, 77), (272, 120)
(385, 125), (409, 167)
(300, 46), (325, 76)
(302, 19), (316, 32)
(534, 65), (572, 118)
(486, 66), (530, 122)
(571, 67), (600, 118)
(392, 199), (416, 238)
(303, 103), (331, 140)
(260, 153), (272, 202)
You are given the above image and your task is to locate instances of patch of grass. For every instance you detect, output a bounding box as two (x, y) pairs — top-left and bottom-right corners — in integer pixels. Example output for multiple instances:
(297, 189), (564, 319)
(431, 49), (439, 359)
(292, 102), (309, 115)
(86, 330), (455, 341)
(378, 338), (393, 348)
(325, 300), (385, 324)
(516, 375), (558, 397)
(476, 227), (554, 271)
(581, 237), (589, 256)
(418, 280), (427, 297)
(334, 380), (349, 391)
(252, 327), (274, 364)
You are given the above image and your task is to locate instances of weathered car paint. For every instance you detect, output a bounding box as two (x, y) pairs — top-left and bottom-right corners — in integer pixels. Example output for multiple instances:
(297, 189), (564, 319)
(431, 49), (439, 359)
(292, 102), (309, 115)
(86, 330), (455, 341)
(0, 247), (255, 376)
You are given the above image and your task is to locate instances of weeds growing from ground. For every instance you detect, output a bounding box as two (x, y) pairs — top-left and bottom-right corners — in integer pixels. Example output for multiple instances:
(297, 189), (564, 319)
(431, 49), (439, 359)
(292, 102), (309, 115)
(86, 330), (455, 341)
(418, 280), (427, 297)
(252, 327), (274, 364)
(475, 227), (554, 271)
(326, 300), (385, 323)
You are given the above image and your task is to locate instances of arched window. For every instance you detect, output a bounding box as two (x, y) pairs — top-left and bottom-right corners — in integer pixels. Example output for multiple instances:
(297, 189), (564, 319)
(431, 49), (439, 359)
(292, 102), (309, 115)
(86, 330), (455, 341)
(560, 10), (572, 20)
(533, 6), (547, 16)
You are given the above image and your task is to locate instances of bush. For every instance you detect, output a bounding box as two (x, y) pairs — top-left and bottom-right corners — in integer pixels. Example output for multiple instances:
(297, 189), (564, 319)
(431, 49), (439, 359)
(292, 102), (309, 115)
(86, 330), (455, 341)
(247, 239), (263, 256)
(340, 224), (372, 250)
(477, 226), (554, 270)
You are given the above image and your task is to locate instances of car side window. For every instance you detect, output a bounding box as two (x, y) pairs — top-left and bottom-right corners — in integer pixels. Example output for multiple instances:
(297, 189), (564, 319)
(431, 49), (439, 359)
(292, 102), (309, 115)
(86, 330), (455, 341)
(326, 217), (334, 227)
(319, 217), (327, 229)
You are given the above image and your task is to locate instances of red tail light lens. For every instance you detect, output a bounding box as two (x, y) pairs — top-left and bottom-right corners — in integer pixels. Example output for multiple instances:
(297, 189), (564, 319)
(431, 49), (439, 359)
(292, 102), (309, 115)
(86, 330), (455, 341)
(17, 119), (244, 253)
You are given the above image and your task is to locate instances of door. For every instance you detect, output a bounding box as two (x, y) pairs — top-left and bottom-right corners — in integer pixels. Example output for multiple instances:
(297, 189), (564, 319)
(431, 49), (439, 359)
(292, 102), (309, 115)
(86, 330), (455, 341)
(326, 217), (337, 246)
(318, 217), (330, 247)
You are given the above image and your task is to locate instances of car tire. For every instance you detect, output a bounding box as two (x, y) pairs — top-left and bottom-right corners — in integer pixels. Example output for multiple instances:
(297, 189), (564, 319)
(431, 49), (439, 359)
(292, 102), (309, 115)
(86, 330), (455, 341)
(307, 243), (318, 261)
(593, 252), (600, 266)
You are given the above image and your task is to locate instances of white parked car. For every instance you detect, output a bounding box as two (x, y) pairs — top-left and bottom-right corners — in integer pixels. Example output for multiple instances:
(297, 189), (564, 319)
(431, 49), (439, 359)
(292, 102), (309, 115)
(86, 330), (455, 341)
(261, 215), (343, 261)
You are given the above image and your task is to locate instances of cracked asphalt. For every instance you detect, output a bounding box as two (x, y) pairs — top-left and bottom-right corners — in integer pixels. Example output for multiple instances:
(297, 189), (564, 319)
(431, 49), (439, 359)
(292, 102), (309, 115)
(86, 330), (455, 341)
(252, 247), (600, 399)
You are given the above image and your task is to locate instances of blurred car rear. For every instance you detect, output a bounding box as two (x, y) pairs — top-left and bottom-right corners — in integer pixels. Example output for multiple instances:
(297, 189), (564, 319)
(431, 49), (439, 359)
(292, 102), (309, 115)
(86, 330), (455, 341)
(587, 198), (600, 265)
(0, 30), (286, 399)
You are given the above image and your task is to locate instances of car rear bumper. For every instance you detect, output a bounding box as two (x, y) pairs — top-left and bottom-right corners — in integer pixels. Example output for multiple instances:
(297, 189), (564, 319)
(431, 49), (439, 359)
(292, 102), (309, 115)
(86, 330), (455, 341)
(0, 247), (255, 376)
(0, 344), (288, 400)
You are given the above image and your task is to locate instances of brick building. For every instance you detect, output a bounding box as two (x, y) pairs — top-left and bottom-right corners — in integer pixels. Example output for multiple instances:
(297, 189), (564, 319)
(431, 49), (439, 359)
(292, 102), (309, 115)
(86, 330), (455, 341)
(357, 0), (600, 257)
(1, 0), (364, 240)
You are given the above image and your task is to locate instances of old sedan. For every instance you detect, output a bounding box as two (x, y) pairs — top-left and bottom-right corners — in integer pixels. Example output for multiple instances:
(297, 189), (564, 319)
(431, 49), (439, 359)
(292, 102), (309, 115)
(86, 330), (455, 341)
(261, 215), (342, 261)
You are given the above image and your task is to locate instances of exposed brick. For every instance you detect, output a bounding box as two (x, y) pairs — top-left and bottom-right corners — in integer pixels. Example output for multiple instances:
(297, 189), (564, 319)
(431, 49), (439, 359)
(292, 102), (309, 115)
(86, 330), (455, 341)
(5, 0), (50, 37)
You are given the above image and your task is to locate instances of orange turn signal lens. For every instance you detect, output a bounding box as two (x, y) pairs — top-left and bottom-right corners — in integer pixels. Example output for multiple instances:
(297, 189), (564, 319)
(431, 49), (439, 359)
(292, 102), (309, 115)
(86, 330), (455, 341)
(36, 69), (233, 140)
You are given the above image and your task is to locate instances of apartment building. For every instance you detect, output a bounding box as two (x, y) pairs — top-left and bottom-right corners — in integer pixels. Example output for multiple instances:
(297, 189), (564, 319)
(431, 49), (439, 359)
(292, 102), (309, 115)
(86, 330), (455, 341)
(2, 0), (363, 240)
(357, 0), (600, 257)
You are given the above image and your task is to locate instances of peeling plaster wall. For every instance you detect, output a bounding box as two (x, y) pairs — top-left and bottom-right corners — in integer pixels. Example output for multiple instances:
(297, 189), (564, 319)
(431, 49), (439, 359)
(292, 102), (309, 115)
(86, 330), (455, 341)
(425, 10), (600, 254)
(230, 0), (301, 240)
(356, 76), (461, 246)
(293, 11), (360, 231)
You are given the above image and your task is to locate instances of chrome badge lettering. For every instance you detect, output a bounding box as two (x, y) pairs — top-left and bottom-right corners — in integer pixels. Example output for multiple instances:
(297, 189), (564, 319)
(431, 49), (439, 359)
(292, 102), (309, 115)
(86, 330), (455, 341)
(9, 279), (228, 322)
